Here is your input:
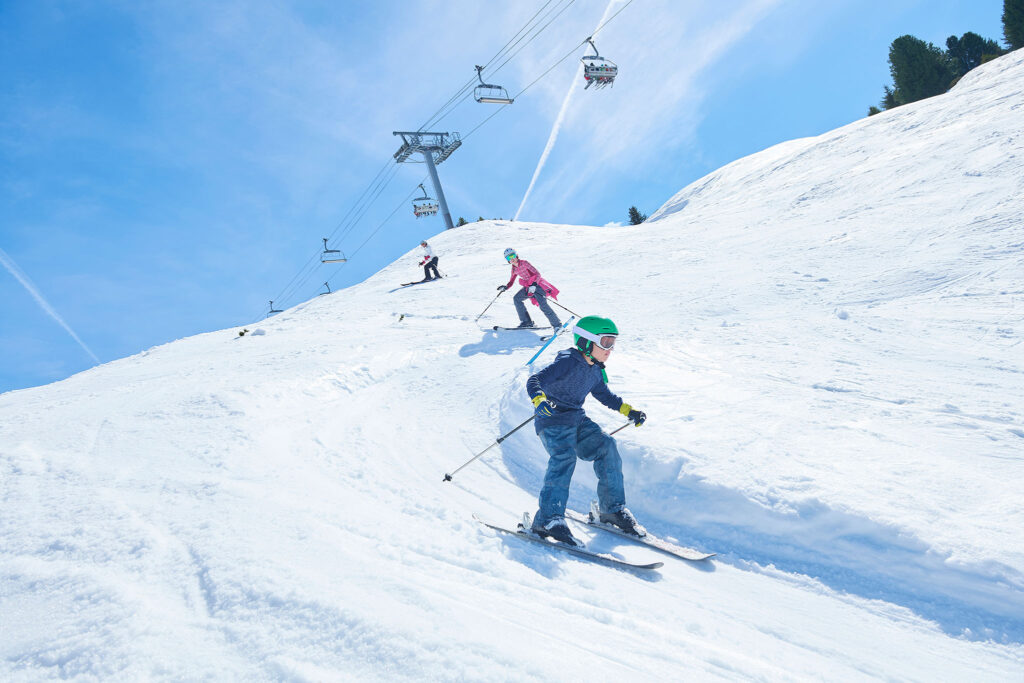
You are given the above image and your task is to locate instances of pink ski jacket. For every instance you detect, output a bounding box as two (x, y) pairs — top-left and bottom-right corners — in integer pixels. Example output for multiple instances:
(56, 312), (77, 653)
(505, 258), (559, 306)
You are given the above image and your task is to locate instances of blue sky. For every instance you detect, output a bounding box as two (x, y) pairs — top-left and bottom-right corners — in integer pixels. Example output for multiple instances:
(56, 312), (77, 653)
(0, 0), (1009, 393)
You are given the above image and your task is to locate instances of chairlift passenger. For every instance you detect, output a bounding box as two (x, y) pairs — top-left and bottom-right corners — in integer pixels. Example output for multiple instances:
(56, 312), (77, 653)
(581, 37), (618, 90)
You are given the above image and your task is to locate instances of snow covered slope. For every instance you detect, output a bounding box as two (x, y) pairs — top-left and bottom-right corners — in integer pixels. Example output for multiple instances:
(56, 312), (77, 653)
(2, 51), (1023, 680)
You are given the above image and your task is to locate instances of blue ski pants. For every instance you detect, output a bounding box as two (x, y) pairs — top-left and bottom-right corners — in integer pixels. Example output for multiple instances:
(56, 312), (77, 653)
(534, 416), (626, 526)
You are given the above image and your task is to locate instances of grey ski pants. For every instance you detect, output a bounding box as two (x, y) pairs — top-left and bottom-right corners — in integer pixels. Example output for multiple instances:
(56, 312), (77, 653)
(513, 286), (561, 327)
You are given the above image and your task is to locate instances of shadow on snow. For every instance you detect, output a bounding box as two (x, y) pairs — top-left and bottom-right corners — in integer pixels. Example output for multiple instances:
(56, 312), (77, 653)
(495, 408), (1024, 644)
(459, 331), (546, 358)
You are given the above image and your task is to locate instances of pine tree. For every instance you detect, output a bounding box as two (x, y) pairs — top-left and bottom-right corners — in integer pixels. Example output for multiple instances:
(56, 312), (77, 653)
(456, 217), (468, 226)
(880, 85), (899, 111)
(627, 206), (647, 225)
(888, 35), (956, 105)
(1006, 0), (1024, 49)
(946, 32), (1004, 77)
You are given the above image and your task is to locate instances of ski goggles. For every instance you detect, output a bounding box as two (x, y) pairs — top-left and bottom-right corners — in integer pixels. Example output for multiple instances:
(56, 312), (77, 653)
(574, 327), (617, 350)
(505, 252), (518, 262)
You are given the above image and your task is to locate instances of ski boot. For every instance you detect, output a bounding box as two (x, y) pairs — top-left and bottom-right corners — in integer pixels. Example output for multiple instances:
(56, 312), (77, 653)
(592, 502), (647, 537)
(527, 514), (583, 548)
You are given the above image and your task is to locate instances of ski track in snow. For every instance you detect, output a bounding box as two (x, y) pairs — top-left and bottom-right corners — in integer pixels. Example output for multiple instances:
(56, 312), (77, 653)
(3, 50), (1024, 681)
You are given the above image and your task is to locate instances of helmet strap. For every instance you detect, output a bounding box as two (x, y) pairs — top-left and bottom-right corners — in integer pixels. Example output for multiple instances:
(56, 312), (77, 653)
(576, 341), (608, 379)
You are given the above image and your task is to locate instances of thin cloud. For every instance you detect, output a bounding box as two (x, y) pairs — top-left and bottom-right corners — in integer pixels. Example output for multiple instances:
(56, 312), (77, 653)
(514, 0), (624, 221)
(513, 65), (581, 220)
(0, 248), (101, 364)
(512, 0), (784, 220)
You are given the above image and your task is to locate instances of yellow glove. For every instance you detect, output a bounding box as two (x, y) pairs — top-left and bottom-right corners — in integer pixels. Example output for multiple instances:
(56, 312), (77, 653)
(618, 402), (646, 426)
(532, 393), (553, 417)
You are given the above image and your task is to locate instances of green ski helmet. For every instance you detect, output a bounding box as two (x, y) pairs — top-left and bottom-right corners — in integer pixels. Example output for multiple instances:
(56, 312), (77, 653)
(573, 316), (619, 355)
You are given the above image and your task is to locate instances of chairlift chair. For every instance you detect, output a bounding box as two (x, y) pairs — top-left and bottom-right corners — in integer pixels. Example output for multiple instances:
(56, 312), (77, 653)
(319, 282), (331, 296)
(473, 65), (514, 104)
(321, 238), (347, 263)
(267, 300), (283, 317)
(412, 184), (439, 218)
(581, 37), (618, 90)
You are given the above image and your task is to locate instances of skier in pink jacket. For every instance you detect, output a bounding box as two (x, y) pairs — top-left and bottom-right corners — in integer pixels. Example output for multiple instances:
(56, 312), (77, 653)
(497, 248), (562, 329)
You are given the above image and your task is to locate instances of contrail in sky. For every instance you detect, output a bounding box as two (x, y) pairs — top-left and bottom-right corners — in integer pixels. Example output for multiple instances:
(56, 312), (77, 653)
(0, 247), (101, 364)
(514, 0), (623, 221)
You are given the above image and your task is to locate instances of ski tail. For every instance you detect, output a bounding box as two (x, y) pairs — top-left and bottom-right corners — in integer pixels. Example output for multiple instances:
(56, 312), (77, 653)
(526, 315), (575, 365)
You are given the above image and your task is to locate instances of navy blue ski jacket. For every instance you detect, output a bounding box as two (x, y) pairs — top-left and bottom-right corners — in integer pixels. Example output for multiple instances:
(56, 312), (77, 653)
(526, 348), (623, 431)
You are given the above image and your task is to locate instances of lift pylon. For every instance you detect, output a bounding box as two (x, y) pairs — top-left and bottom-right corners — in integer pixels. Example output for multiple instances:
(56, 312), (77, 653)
(392, 131), (461, 230)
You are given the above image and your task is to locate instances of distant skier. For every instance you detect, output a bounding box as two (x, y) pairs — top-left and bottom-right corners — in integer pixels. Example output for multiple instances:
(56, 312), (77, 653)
(419, 241), (440, 281)
(497, 248), (560, 329)
(526, 316), (647, 547)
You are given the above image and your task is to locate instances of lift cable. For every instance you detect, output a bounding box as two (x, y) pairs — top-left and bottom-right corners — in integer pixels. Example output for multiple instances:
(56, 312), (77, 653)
(255, 0), (638, 318)
(418, 0), (574, 132)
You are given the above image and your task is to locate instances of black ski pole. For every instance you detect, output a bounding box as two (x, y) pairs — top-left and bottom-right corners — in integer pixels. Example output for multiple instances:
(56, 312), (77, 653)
(609, 421), (635, 436)
(443, 415), (535, 482)
(475, 290), (504, 322)
(548, 299), (582, 318)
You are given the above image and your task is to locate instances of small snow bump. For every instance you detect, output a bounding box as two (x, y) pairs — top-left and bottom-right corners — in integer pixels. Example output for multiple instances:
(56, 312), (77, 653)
(836, 310), (849, 320)
(812, 383), (855, 393)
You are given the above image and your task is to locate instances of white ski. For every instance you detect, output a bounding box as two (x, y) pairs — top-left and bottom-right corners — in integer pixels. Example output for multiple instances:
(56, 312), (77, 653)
(566, 502), (715, 562)
(492, 325), (554, 331)
(473, 514), (663, 571)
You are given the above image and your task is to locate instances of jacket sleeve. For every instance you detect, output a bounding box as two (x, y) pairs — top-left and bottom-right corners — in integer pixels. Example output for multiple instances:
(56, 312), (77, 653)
(590, 377), (623, 412)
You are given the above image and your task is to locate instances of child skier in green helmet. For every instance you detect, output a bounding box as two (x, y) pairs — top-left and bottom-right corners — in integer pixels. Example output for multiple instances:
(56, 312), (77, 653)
(525, 315), (647, 547)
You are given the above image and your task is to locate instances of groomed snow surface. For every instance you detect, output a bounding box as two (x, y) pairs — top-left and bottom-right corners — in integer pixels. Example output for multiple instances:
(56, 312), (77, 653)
(3, 51), (1023, 681)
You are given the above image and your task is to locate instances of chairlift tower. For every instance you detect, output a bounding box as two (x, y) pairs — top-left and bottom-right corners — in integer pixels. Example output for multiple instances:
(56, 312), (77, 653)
(393, 131), (462, 230)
